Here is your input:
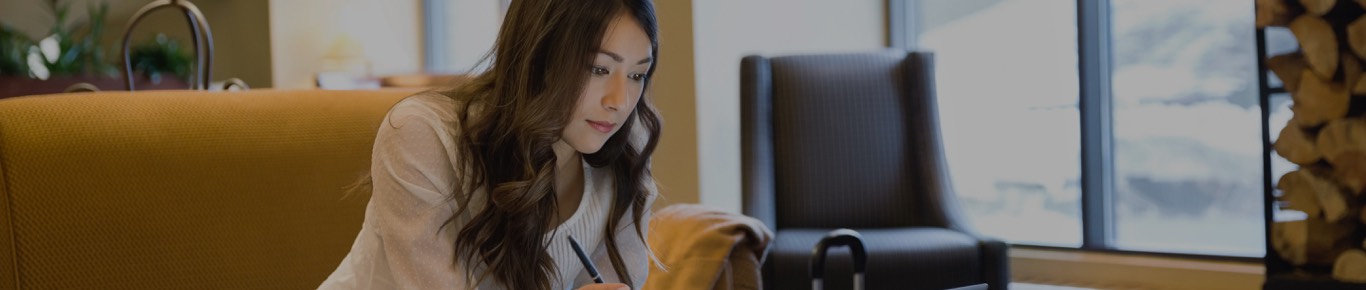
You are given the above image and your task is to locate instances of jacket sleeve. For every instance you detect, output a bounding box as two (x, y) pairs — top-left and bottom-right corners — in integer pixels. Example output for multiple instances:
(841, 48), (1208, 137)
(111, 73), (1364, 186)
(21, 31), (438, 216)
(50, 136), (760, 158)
(369, 98), (473, 289)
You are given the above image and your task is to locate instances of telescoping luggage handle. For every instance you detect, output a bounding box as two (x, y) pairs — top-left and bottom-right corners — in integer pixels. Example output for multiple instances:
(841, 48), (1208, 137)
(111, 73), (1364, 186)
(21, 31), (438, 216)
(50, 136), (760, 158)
(811, 228), (867, 290)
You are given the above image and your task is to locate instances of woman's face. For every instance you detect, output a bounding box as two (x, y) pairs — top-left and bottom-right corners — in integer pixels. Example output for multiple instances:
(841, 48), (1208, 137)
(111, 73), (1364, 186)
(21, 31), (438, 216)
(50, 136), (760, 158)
(561, 11), (653, 154)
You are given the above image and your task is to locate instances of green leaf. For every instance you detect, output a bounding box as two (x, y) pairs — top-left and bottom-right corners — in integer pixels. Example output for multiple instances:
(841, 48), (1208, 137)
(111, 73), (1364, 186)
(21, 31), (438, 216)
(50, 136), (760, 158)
(130, 33), (193, 81)
(3, 0), (119, 78)
(0, 25), (32, 75)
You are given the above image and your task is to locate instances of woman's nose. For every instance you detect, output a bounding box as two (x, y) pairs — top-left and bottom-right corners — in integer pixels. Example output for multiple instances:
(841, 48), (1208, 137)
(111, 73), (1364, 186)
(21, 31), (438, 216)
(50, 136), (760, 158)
(602, 74), (628, 111)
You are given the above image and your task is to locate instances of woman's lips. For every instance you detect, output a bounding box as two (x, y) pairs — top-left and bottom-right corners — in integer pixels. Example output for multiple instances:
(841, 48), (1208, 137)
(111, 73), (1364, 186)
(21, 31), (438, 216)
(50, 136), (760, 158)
(587, 120), (615, 133)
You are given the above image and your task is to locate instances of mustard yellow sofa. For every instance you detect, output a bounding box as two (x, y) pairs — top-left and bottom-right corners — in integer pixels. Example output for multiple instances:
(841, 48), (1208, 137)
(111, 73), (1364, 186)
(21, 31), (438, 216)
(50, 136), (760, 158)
(0, 89), (414, 289)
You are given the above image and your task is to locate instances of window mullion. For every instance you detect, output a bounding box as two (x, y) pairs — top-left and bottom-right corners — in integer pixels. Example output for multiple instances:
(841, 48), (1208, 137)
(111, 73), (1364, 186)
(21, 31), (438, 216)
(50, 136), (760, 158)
(887, 0), (919, 50)
(422, 0), (449, 73)
(1078, 0), (1116, 250)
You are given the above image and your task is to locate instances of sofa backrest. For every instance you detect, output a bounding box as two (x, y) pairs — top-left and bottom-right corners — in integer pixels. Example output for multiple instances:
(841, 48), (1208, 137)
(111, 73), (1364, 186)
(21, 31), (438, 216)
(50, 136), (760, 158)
(0, 89), (413, 289)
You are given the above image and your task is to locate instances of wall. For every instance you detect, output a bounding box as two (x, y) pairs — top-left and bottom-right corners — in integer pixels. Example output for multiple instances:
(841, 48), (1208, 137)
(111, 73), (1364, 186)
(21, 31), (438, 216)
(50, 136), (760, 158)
(267, 0), (422, 89)
(691, 0), (887, 212)
(191, 0), (272, 88)
(651, 0), (701, 207)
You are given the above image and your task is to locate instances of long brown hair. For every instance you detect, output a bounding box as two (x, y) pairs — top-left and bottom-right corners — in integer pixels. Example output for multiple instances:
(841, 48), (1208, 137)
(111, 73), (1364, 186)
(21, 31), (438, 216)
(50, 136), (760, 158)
(440, 0), (661, 289)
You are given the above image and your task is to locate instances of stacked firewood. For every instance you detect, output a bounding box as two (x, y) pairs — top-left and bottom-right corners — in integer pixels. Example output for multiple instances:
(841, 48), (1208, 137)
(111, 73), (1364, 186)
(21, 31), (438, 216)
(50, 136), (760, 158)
(1261, 0), (1366, 282)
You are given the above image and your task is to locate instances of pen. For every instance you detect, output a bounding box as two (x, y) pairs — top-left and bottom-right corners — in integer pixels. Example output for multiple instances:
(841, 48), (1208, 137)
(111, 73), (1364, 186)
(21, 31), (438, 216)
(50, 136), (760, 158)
(567, 235), (605, 284)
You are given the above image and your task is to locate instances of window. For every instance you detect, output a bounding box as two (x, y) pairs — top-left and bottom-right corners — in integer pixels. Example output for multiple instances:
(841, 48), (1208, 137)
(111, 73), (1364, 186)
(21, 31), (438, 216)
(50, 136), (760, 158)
(1109, 0), (1261, 257)
(905, 0), (1266, 257)
(916, 0), (1082, 247)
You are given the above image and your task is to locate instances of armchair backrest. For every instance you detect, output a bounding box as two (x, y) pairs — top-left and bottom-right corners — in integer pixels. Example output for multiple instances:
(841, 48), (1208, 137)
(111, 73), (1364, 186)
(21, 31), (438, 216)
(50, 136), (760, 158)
(741, 50), (958, 230)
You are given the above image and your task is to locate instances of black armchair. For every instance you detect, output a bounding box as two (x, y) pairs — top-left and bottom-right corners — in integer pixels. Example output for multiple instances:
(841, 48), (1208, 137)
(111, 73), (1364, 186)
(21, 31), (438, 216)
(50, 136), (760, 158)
(741, 50), (1009, 290)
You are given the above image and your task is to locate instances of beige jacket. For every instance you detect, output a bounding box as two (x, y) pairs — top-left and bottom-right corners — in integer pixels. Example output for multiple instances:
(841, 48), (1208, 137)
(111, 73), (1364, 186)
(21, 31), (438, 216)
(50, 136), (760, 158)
(645, 204), (774, 290)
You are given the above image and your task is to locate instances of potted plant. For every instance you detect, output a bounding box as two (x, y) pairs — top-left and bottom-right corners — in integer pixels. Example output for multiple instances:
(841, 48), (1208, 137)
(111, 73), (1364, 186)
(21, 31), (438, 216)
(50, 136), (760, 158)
(0, 0), (193, 99)
(129, 33), (192, 85)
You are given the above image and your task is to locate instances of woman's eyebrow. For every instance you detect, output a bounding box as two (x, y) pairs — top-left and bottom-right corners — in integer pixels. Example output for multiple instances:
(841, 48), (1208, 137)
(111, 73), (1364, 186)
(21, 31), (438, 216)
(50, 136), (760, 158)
(598, 50), (653, 65)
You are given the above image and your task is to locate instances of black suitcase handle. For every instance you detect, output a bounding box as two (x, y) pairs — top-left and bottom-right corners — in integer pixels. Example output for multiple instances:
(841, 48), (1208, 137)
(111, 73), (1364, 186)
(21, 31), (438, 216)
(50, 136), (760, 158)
(810, 228), (867, 290)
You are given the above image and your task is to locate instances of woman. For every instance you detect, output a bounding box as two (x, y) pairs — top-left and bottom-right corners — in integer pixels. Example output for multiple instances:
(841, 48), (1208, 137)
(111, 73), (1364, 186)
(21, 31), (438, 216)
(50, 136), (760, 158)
(319, 0), (662, 289)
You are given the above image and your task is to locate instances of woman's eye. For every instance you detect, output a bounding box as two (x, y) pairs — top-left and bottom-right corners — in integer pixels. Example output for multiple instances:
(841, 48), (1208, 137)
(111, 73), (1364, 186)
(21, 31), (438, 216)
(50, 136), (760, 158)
(629, 73), (647, 82)
(591, 66), (610, 76)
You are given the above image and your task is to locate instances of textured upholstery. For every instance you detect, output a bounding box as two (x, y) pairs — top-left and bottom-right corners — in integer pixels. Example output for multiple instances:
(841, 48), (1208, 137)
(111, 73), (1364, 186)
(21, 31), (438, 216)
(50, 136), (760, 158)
(0, 89), (413, 289)
(768, 52), (919, 229)
(741, 51), (1009, 290)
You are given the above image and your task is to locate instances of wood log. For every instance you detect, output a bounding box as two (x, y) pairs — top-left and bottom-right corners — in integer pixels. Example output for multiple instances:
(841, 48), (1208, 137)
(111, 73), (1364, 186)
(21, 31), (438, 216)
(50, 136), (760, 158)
(1291, 15), (1341, 79)
(1346, 52), (1363, 89)
(1303, 0), (1339, 15)
(1317, 118), (1366, 162)
(1333, 150), (1366, 194)
(1261, 0), (1299, 27)
(1295, 69), (1352, 127)
(1355, 75), (1366, 94)
(1273, 213), (1356, 266)
(1318, 120), (1366, 195)
(1278, 120), (1324, 165)
(1321, 180), (1357, 222)
(1280, 170), (1326, 217)
(1334, 249), (1366, 283)
(1287, 168), (1354, 221)
(1360, 203), (1366, 224)
(1306, 0), (1366, 26)
(1273, 217), (1310, 265)
(1350, 17), (1366, 60)
(1270, 53), (1309, 92)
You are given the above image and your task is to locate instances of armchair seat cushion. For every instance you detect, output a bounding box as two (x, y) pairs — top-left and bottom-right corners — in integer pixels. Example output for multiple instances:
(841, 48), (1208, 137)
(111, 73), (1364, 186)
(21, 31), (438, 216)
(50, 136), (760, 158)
(768, 228), (983, 290)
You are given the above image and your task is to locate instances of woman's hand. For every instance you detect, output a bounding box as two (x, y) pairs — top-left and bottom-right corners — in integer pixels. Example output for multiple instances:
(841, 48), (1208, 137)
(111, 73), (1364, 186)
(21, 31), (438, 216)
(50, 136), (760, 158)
(576, 283), (629, 290)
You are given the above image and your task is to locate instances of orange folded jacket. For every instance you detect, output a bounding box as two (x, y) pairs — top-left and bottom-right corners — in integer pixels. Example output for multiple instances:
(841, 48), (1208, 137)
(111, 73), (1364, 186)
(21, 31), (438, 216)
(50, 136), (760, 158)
(645, 204), (774, 290)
